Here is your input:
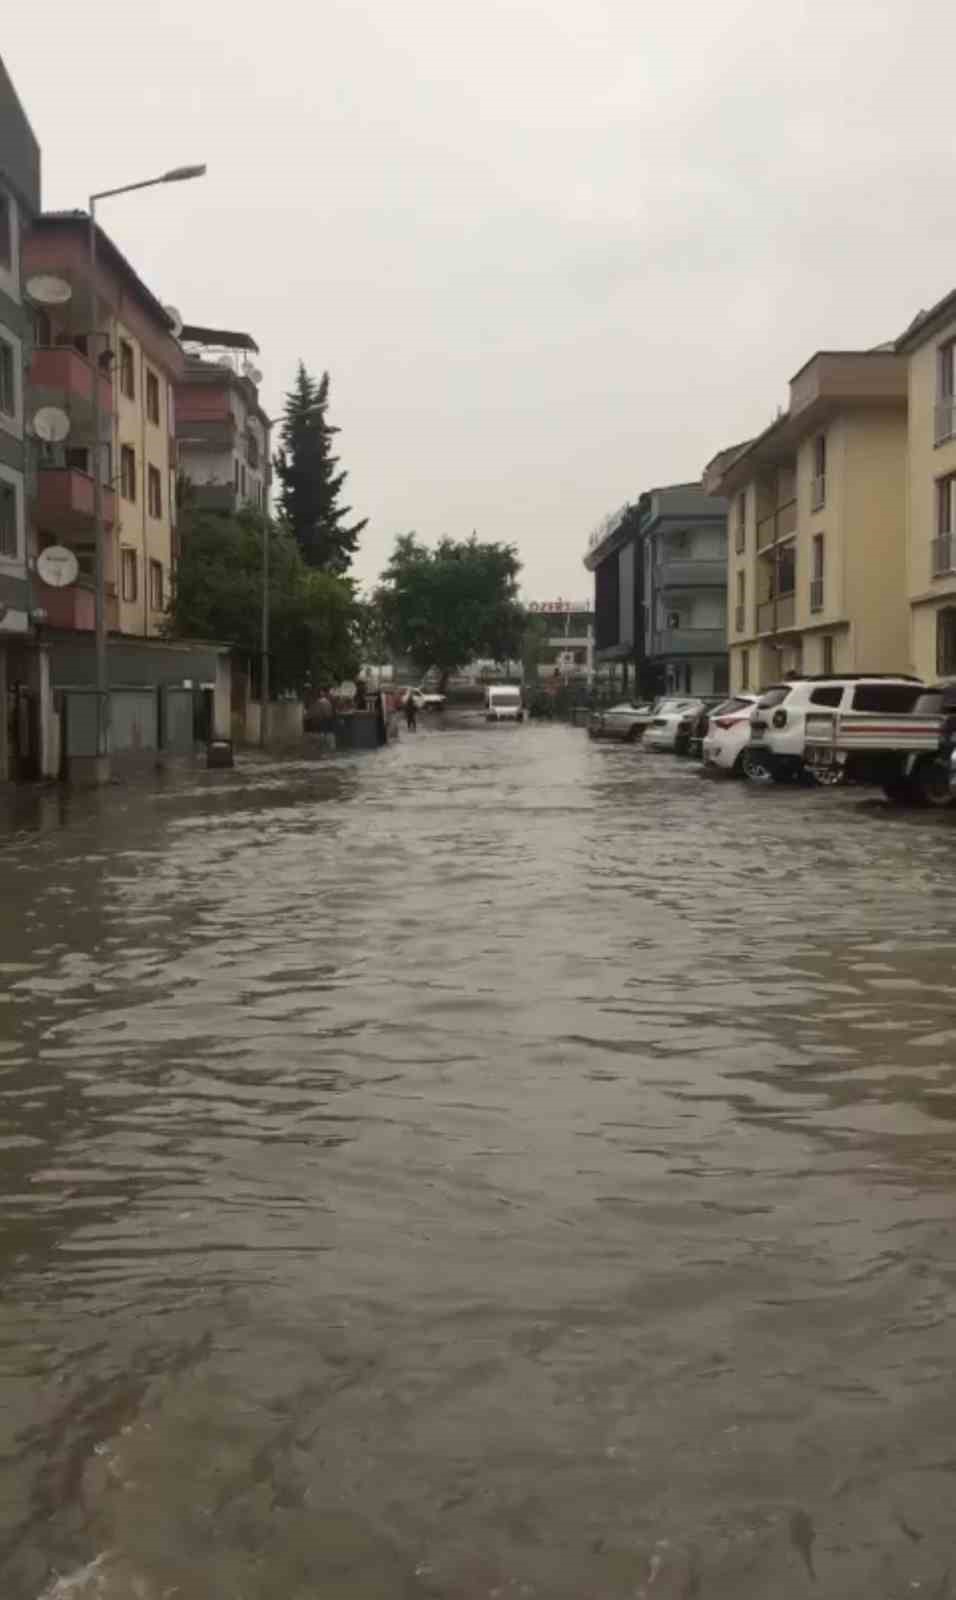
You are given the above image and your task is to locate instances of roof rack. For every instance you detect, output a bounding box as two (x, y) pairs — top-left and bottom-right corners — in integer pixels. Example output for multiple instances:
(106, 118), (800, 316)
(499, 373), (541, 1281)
(770, 672), (923, 684)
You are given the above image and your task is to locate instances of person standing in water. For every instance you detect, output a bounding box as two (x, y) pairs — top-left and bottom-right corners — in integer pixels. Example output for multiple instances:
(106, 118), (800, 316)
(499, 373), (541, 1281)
(405, 691), (418, 732)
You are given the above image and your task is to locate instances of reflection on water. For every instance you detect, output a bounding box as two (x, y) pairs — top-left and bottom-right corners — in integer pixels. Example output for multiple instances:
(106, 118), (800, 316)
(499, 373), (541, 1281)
(3, 725), (956, 1597)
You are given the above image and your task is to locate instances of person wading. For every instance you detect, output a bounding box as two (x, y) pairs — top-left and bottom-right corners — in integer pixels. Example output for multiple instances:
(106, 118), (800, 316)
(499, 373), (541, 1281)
(405, 692), (418, 732)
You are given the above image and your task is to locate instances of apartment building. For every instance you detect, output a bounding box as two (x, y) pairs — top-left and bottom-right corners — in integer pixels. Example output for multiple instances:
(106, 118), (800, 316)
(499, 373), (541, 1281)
(176, 325), (270, 515)
(896, 288), (956, 682)
(638, 483), (728, 696)
(0, 57), (40, 778)
(24, 212), (183, 640)
(705, 350), (908, 693)
(583, 503), (642, 692)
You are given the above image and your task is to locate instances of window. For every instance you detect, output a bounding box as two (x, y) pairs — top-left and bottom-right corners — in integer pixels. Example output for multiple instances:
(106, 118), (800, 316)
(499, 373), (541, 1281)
(734, 570), (745, 633)
(240, 463), (246, 498)
(934, 475), (956, 575)
(777, 542), (796, 596)
(821, 636), (835, 675)
(851, 683), (923, 714)
(0, 192), (11, 269)
(234, 458), (239, 490)
(811, 434), (826, 510)
(119, 339), (135, 399)
(149, 559), (164, 611)
(810, 685), (843, 707)
(735, 490), (746, 553)
(146, 370), (160, 425)
(937, 342), (956, 443)
(810, 533), (824, 611)
(147, 464), (162, 518)
(740, 648), (750, 691)
(121, 548), (138, 602)
(121, 445), (136, 501)
(65, 446), (90, 474)
(247, 431), (260, 469)
(937, 609), (956, 677)
(0, 476), (18, 558)
(0, 337), (16, 417)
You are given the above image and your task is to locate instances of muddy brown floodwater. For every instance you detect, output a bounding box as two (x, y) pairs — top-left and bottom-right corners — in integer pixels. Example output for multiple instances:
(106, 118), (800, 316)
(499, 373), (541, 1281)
(3, 720), (956, 1599)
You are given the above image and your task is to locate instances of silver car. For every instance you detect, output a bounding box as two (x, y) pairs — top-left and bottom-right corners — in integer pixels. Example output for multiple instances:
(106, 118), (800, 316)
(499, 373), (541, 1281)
(588, 700), (655, 743)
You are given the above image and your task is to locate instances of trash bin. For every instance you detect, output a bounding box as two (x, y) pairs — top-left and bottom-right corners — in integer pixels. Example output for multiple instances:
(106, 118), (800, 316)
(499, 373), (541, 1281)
(207, 739), (234, 769)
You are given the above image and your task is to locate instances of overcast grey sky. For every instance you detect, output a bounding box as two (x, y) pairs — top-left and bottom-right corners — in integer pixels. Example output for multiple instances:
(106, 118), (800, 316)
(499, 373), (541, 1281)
(5, 1), (955, 600)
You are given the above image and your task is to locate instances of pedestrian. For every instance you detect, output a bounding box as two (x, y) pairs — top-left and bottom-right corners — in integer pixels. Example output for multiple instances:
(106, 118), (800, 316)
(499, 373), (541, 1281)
(314, 687), (336, 753)
(404, 691), (418, 731)
(354, 678), (368, 711)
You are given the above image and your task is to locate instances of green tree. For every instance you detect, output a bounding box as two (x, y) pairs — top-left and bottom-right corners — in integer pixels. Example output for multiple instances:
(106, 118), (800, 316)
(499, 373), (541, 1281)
(520, 613), (551, 685)
(168, 505), (359, 694)
(376, 533), (525, 691)
(273, 362), (367, 574)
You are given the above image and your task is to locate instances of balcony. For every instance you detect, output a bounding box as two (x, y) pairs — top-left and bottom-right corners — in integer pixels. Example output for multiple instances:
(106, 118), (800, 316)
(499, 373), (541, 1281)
(756, 498), (797, 552)
(36, 468), (116, 534)
(653, 627), (726, 657)
(656, 557), (726, 590)
(810, 474), (826, 512)
(932, 533), (954, 577)
(809, 578), (825, 612)
(757, 592), (796, 633)
(30, 345), (112, 418)
(935, 400), (956, 446)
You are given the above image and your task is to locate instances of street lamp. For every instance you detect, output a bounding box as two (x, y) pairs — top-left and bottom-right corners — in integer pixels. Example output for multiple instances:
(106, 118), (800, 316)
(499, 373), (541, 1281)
(89, 162), (206, 783)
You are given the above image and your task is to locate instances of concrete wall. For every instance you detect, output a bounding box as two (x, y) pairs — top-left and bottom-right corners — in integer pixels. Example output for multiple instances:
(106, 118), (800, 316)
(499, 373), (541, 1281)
(114, 314), (177, 638)
(843, 407), (909, 671)
(906, 310), (956, 680)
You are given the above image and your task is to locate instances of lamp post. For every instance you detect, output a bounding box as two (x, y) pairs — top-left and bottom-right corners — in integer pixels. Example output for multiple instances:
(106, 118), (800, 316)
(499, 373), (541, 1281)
(88, 162), (206, 784)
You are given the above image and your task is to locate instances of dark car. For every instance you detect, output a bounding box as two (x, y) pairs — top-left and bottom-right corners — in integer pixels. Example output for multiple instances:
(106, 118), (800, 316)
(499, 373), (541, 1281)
(676, 697), (726, 758)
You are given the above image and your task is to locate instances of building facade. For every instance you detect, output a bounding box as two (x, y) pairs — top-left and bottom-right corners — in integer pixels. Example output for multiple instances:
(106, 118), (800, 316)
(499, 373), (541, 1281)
(24, 213), (183, 642)
(176, 325), (270, 515)
(0, 56), (41, 778)
(638, 483), (728, 696)
(527, 599), (594, 681)
(706, 350), (909, 693)
(583, 503), (641, 691)
(896, 290), (956, 683)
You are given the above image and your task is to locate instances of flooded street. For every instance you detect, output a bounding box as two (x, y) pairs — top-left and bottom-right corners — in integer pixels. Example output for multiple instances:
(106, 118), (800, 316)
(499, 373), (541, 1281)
(5, 719), (956, 1599)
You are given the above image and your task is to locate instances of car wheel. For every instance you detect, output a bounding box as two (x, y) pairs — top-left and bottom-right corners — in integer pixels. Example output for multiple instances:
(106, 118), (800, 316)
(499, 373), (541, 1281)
(625, 726), (640, 743)
(913, 756), (953, 808)
(730, 751), (747, 778)
(742, 751), (776, 784)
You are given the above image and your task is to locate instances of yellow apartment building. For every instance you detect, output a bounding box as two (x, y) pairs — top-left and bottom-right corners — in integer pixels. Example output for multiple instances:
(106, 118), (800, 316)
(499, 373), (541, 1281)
(704, 350), (909, 693)
(896, 288), (956, 682)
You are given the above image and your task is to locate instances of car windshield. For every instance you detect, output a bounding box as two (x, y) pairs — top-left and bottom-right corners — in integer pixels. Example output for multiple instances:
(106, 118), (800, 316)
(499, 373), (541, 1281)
(492, 691), (521, 705)
(656, 698), (696, 714)
(711, 697), (753, 717)
(756, 686), (790, 709)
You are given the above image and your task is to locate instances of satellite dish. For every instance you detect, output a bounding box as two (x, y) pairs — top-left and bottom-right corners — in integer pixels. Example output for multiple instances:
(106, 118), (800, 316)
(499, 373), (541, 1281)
(26, 274), (72, 306)
(245, 366), (263, 386)
(37, 545), (79, 589)
(163, 304), (183, 338)
(32, 406), (71, 443)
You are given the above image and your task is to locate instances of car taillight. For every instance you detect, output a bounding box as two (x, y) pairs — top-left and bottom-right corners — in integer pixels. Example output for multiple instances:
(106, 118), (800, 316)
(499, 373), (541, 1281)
(772, 709), (788, 729)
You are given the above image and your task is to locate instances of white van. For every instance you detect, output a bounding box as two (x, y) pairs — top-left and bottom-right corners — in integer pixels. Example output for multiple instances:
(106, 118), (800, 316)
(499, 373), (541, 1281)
(486, 686), (524, 722)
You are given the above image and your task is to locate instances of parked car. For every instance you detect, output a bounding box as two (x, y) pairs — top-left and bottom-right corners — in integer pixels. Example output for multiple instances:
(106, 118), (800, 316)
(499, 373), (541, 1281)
(677, 696), (728, 757)
(588, 700), (655, 742)
(803, 680), (956, 803)
(698, 694), (761, 773)
(642, 698), (706, 752)
(743, 675), (925, 784)
(403, 687), (447, 712)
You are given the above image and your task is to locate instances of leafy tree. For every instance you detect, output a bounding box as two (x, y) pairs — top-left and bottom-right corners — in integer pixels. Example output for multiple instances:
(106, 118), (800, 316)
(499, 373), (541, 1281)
(167, 505), (359, 694)
(376, 533), (525, 691)
(520, 613), (551, 685)
(273, 363), (367, 574)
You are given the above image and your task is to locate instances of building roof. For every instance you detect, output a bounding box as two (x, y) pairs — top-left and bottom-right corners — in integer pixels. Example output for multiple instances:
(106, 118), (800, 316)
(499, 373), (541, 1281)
(180, 323), (259, 353)
(33, 210), (175, 332)
(895, 288), (956, 353)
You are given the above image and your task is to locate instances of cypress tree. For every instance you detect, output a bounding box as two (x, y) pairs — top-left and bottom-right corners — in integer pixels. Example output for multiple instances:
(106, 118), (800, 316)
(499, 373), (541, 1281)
(273, 363), (367, 574)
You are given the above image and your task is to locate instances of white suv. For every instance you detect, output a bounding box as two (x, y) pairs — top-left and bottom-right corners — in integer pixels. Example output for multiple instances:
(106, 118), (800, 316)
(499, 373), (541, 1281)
(743, 675), (925, 784)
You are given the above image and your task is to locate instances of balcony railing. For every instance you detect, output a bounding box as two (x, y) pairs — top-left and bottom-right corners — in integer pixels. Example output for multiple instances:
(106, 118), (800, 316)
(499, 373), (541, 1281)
(656, 557), (726, 589)
(652, 626), (726, 656)
(734, 604), (745, 633)
(810, 474), (826, 512)
(31, 345), (113, 416)
(756, 498), (797, 551)
(935, 399), (956, 446)
(809, 578), (824, 612)
(756, 591), (796, 633)
(36, 467), (116, 533)
(932, 533), (954, 577)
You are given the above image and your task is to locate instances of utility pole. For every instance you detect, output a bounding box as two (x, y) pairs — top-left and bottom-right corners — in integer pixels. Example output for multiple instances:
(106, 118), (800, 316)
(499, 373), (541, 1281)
(87, 163), (206, 784)
(261, 520), (270, 745)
